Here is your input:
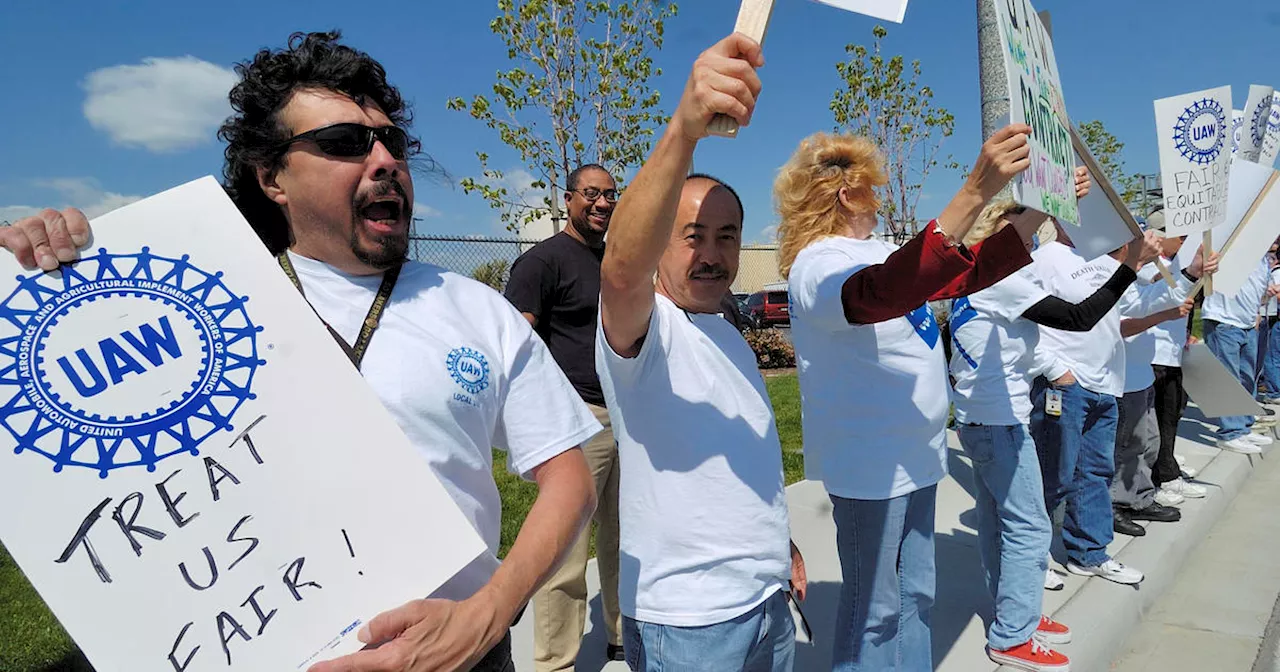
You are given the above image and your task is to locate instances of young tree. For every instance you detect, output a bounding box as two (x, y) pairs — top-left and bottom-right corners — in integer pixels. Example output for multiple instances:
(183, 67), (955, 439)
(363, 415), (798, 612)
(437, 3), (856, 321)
(1077, 119), (1143, 207)
(448, 0), (677, 233)
(830, 25), (956, 242)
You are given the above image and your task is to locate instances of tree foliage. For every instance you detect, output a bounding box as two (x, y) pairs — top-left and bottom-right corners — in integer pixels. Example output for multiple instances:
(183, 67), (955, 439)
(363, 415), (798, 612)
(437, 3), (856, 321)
(1077, 119), (1142, 206)
(470, 258), (511, 291)
(830, 25), (957, 241)
(448, 0), (677, 232)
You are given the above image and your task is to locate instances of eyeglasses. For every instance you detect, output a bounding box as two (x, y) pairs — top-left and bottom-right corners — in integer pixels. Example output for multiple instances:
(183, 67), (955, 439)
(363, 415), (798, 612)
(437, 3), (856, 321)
(276, 123), (413, 160)
(570, 187), (620, 203)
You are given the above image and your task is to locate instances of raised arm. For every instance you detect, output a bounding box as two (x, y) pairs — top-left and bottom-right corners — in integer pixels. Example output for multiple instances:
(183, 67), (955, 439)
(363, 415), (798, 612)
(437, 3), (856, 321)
(599, 34), (763, 357)
(1120, 300), (1192, 338)
(839, 124), (1034, 324)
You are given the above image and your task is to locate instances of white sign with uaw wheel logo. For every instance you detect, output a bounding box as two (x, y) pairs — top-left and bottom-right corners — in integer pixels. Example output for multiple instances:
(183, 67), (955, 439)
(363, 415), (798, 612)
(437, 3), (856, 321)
(0, 177), (485, 671)
(1154, 86), (1234, 237)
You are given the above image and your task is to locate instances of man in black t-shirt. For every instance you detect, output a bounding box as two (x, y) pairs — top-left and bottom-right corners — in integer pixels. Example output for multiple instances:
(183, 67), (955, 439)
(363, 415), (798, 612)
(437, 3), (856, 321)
(505, 164), (623, 669)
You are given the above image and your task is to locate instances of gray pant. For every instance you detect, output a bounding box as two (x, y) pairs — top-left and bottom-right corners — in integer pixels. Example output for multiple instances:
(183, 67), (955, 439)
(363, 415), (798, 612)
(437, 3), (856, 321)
(1112, 386), (1160, 511)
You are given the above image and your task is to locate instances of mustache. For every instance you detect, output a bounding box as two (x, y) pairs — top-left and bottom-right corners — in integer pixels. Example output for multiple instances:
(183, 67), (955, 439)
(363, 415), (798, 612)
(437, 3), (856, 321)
(354, 179), (412, 218)
(689, 264), (729, 280)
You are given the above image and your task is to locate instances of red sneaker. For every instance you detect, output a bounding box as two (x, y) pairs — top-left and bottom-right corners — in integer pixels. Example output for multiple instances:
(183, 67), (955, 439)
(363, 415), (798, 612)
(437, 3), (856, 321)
(988, 638), (1070, 671)
(1036, 615), (1072, 644)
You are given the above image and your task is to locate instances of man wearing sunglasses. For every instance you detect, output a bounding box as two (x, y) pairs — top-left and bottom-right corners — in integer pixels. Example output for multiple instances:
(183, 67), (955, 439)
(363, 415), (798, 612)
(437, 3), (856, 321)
(504, 164), (626, 670)
(1, 32), (600, 672)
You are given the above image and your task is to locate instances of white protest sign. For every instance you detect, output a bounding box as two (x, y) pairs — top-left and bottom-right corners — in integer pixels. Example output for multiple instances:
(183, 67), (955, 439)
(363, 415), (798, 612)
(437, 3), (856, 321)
(1261, 96), (1280, 166)
(1154, 86), (1233, 238)
(990, 0), (1078, 226)
(1175, 160), (1280, 295)
(1240, 85), (1274, 163)
(813, 0), (908, 22)
(1065, 146), (1137, 260)
(1183, 343), (1264, 417)
(0, 177), (487, 672)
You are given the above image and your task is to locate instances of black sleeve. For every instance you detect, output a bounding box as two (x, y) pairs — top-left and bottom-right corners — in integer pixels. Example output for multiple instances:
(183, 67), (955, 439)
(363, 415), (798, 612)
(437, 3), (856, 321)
(1021, 264), (1138, 331)
(503, 253), (555, 319)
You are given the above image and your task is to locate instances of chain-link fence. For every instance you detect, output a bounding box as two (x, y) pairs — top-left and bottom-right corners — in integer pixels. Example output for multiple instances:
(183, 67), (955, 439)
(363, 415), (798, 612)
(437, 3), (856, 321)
(410, 234), (790, 295)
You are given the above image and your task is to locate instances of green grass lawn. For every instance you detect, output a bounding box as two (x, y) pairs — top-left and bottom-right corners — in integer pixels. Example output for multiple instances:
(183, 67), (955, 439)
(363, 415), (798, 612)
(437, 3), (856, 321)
(1, 374), (806, 671)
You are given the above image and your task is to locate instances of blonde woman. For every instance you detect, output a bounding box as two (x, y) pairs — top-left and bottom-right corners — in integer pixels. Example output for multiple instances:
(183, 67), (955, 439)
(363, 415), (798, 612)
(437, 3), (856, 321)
(782, 126), (1041, 671)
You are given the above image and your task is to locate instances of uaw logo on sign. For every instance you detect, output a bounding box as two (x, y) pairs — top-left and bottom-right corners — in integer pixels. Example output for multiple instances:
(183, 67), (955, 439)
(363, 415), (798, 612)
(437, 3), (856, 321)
(1174, 98), (1227, 165)
(446, 346), (490, 407)
(1252, 97), (1272, 149)
(0, 248), (264, 478)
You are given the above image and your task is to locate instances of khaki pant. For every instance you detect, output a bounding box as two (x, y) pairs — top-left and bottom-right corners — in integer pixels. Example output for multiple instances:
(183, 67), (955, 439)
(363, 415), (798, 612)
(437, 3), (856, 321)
(532, 403), (622, 671)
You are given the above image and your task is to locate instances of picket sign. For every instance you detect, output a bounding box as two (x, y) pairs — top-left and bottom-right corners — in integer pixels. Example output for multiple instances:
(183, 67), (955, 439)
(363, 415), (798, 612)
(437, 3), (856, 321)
(1069, 125), (1176, 286)
(0, 177), (486, 672)
(707, 0), (910, 138)
(1184, 166), (1280, 297)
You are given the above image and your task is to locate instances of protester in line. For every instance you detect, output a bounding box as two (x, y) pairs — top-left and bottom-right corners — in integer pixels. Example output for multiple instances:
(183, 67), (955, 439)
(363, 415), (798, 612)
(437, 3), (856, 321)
(948, 194), (1161, 671)
(3, 32), (602, 672)
(781, 126), (1040, 671)
(1201, 256), (1275, 454)
(505, 163), (626, 669)
(1030, 222), (1215, 587)
(1131, 218), (1206, 502)
(1256, 240), (1280, 403)
(595, 34), (806, 671)
(1112, 235), (1201, 536)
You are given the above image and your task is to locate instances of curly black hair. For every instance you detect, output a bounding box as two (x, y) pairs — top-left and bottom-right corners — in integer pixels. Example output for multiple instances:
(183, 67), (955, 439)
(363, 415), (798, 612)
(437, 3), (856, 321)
(218, 31), (421, 254)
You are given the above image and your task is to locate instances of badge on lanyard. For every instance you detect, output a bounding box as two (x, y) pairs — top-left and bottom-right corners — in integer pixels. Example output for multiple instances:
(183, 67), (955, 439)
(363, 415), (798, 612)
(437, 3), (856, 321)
(1045, 389), (1064, 417)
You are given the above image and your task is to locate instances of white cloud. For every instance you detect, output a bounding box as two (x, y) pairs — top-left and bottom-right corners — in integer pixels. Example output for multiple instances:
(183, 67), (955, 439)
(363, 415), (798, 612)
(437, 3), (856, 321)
(412, 202), (441, 219)
(0, 178), (142, 224)
(500, 169), (540, 202)
(83, 56), (237, 152)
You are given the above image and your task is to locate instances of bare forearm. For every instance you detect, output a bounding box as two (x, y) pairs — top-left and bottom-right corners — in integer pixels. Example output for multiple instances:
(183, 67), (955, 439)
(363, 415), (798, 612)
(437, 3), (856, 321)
(600, 126), (697, 354)
(475, 450), (596, 623)
(1120, 310), (1179, 337)
(936, 183), (988, 243)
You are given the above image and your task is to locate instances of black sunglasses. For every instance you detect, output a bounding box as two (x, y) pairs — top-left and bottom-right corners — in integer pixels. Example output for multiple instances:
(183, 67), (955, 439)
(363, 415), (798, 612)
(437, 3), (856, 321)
(570, 187), (620, 203)
(276, 123), (412, 160)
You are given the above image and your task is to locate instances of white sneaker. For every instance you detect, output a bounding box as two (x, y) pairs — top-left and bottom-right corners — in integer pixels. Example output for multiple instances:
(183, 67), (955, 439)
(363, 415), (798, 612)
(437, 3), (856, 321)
(1219, 436), (1263, 454)
(1067, 559), (1144, 585)
(1245, 432), (1274, 446)
(1154, 489), (1186, 507)
(1161, 478), (1207, 499)
(1044, 568), (1065, 591)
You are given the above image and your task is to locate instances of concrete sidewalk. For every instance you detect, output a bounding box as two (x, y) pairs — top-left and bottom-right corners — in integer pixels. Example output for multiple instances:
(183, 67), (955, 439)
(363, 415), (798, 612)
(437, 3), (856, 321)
(507, 402), (1274, 671)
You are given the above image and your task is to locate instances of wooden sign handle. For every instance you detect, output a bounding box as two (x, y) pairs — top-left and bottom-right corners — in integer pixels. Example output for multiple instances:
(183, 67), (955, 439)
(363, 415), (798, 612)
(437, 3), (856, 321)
(1202, 231), (1214, 296)
(1069, 125), (1176, 287)
(707, 0), (776, 138)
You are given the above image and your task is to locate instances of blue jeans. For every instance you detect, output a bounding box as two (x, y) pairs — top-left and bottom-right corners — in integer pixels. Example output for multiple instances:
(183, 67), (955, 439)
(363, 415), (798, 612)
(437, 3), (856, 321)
(1029, 377), (1118, 568)
(622, 590), (794, 672)
(830, 486), (936, 672)
(956, 424), (1051, 650)
(1261, 318), (1280, 399)
(1203, 320), (1258, 439)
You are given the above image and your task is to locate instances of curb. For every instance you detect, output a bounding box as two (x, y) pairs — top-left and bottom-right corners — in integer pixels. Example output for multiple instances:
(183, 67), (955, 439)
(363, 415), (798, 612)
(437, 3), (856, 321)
(1253, 585), (1280, 672)
(1040, 441), (1271, 672)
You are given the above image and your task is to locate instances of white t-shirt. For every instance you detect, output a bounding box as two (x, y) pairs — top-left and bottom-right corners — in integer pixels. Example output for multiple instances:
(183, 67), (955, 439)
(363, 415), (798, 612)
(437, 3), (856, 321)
(1264, 266), (1280, 316)
(289, 252), (602, 601)
(789, 236), (949, 500)
(1202, 258), (1271, 329)
(949, 266), (1050, 426)
(1122, 256), (1186, 391)
(596, 294), (790, 627)
(1140, 259), (1189, 368)
(1032, 242), (1190, 397)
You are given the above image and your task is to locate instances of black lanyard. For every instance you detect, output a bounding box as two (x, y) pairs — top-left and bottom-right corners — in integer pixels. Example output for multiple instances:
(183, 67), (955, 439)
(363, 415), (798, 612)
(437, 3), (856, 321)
(276, 252), (401, 370)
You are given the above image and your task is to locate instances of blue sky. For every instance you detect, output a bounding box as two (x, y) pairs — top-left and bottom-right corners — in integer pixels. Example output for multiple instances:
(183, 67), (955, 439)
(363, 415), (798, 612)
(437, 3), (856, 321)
(1, 0), (1277, 242)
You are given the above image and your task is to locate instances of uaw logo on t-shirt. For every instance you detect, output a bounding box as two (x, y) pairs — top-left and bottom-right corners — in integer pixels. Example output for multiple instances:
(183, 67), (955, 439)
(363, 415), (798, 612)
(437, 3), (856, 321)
(906, 304), (939, 350)
(1174, 98), (1227, 165)
(446, 346), (490, 407)
(0, 249), (264, 478)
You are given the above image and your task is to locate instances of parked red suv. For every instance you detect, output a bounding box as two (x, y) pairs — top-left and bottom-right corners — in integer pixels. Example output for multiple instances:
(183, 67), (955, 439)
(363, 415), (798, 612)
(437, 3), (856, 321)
(746, 289), (790, 327)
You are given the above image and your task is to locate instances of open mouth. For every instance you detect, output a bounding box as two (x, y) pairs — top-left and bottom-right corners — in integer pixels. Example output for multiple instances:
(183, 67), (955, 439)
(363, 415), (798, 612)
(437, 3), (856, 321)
(588, 211), (609, 225)
(360, 198), (404, 230)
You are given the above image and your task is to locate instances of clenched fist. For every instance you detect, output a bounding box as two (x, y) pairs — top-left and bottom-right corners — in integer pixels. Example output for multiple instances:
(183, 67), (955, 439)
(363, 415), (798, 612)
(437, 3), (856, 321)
(671, 34), (765, 142)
